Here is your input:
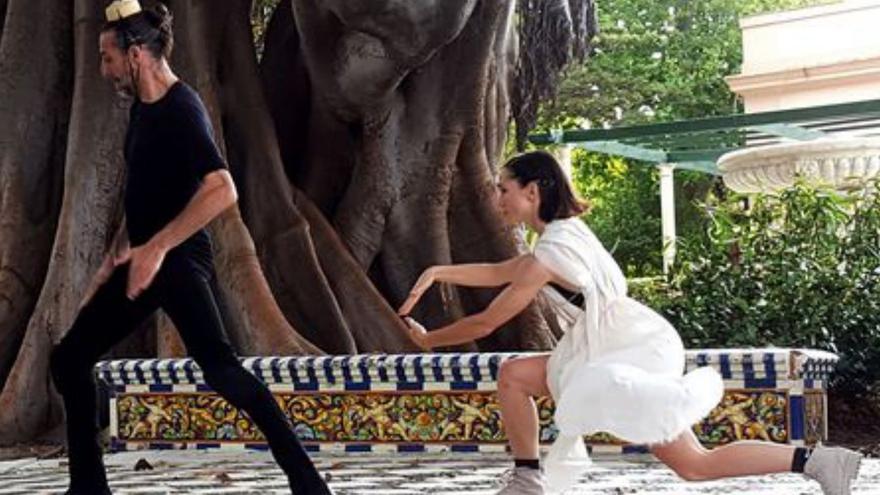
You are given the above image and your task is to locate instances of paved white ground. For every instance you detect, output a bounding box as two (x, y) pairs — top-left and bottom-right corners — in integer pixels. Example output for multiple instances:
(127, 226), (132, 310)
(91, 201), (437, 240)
(0, 450), (876, 494)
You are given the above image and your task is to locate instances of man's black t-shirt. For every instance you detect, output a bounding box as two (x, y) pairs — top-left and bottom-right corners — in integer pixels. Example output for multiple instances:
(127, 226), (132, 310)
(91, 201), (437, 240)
(124, 81), (226, 267)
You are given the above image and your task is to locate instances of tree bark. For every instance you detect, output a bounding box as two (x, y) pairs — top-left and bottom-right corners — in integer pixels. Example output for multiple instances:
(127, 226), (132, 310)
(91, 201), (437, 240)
(259, 0), (310, 186)
(0, 0), (593, 443)
(167, 0), (321, 356)
(0, 0), (90, 441)
(0, 0), (71, 395)
(0, 0), (8, 42)
(171, 0), (414, 354)
(283, 0), (555, 349)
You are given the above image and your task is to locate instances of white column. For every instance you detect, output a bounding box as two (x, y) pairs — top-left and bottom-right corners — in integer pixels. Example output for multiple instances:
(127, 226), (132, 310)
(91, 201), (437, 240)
(553, 145), (574, 180)
(659, 164), (677, 274)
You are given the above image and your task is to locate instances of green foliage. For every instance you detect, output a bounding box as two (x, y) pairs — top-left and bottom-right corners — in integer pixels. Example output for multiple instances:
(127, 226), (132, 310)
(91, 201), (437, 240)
(572, 148), (712, 276)
(540, 0), (828, 276)
(644, 184), (880, 396)
(573, 151), (661, 275)
(541, 0), (829, 128)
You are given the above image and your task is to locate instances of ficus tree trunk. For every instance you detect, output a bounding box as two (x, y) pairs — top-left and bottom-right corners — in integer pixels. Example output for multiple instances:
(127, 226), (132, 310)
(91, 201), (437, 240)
(0, 0), (594, 444)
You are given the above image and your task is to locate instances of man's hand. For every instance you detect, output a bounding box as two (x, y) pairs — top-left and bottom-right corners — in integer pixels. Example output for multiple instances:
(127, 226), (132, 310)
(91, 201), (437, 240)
(398, 267), (437, 317)
(402, 316), (432, 351)
(126, 240), (167, 300)
(112, 234), (131, 266)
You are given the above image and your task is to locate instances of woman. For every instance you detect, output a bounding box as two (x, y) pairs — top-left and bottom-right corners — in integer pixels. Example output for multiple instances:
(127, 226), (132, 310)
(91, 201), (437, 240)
(397, 151), (861, 495)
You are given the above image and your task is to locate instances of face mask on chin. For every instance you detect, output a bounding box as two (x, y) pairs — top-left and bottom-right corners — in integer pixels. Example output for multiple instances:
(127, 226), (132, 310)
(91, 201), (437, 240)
(116, 83), (134, 100)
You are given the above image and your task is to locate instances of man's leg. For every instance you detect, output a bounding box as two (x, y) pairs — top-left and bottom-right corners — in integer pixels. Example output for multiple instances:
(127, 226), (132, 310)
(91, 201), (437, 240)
(50, 264), (161, 494)
(157, 259), (330, 495)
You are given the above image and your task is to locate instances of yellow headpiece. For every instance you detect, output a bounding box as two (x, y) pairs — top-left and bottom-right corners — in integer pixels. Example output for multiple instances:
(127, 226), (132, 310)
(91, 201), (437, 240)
(105, 0), (142, 22)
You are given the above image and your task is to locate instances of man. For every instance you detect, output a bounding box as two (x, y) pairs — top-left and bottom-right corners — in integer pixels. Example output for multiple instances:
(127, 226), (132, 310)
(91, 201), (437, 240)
(49, 2), (332, 494)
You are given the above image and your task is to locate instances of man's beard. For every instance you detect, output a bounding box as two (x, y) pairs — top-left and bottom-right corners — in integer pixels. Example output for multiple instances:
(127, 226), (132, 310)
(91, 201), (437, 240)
(116, 61), (137, 100)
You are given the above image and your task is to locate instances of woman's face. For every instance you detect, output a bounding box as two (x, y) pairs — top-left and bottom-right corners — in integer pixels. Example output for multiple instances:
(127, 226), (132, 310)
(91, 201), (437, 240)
(496, 172), (537, 226)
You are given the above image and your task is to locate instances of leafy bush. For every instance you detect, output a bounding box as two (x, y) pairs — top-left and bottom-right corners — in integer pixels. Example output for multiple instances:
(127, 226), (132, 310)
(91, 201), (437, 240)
(641, 183), (880, 396)
(573, 149), (714, 277)
(538, 0), (829, 277)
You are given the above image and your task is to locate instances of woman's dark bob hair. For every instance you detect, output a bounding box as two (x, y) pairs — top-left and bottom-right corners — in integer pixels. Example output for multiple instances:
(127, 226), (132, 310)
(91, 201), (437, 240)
(102, 3), (174, 59)
(502, 150), (589, 223)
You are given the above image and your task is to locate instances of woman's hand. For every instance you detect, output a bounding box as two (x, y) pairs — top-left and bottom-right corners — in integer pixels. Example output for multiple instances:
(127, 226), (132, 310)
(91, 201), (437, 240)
(397, 266), (438, 316)
(402, 316), (432, 351)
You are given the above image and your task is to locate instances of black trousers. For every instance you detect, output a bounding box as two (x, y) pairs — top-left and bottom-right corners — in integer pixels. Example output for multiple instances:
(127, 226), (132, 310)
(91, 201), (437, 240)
(50, 253), (329, 494)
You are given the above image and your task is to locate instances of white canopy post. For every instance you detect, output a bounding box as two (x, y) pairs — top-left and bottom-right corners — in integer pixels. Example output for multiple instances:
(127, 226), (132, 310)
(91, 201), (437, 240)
(553, 144), (574, 180)
(659, 163), (677, 274)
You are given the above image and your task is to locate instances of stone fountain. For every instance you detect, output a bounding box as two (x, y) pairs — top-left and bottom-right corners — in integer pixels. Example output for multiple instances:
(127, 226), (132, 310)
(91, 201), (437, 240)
(719, 137), (880, 193)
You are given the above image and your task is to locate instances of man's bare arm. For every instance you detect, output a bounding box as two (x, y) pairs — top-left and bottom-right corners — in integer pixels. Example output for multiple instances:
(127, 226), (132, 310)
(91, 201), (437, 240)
(150, 170), (237, 253)
(125, 169), (237, 299)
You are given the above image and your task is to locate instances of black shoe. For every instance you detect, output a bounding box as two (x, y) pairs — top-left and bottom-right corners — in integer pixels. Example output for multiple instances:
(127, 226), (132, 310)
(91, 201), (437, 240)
(64, 488), (112, 495)
(288, 473), (334, 495)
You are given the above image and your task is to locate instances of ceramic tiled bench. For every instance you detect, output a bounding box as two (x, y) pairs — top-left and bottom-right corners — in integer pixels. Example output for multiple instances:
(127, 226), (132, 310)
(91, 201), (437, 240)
(95, 348), (837, 455)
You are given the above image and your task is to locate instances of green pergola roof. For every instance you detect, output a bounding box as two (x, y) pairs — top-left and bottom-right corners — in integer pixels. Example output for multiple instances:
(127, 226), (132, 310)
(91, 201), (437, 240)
(528, 98), (880, 174)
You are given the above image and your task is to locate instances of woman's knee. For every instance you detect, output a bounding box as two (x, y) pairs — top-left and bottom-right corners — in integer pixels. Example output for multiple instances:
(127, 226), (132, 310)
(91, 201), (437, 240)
(669, 462), (711, 482)
(497, 360), (523, 392)
(498, 358), (547, 396)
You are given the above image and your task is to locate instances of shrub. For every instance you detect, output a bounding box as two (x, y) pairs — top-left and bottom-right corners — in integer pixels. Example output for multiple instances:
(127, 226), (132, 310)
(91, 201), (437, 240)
(643, 183), (880, 397)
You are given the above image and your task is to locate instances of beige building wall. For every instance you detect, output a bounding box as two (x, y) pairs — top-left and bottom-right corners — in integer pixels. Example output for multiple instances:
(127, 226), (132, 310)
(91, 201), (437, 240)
(726, 0), (880, 113)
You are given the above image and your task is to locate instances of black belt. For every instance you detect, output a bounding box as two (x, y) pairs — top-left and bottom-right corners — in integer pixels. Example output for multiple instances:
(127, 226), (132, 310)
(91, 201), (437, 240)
(548, 282), (584, 307)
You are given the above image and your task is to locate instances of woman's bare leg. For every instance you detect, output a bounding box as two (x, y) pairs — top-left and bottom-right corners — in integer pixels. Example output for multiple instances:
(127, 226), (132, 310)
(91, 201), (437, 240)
(497, 355), (551, 460)
(652, 429), (794, 481)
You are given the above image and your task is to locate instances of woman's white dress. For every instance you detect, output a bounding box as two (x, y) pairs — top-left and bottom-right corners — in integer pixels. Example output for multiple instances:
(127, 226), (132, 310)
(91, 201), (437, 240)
(534, 217), (723, 492)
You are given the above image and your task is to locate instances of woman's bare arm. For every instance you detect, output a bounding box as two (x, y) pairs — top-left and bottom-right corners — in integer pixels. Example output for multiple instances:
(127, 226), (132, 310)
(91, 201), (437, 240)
(431, 255), (529, 287)
(398, 255), (529, 316)
(405, 255), (553, 349)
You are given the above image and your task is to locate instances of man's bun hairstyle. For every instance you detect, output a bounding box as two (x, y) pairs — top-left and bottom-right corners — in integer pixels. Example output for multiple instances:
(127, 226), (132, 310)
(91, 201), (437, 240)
(104, 1), (174, 59)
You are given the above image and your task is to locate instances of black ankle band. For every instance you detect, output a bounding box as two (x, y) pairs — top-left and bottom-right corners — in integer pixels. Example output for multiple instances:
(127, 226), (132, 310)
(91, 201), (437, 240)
(515, 458), (540, 470)
(791, 447), (812, 473)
